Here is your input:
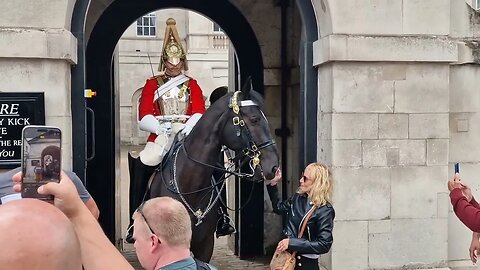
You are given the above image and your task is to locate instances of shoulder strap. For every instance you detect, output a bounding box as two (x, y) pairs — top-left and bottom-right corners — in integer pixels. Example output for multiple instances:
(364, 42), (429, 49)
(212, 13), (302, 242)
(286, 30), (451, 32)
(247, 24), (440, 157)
(194, 258), (211, 270)
(298, 205), (317, 238)
(290, 205), (317, 258)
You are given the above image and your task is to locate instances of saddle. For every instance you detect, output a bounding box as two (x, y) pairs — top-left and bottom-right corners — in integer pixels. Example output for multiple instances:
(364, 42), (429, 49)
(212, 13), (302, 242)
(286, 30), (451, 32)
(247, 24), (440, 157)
(160, 131), (185, 169)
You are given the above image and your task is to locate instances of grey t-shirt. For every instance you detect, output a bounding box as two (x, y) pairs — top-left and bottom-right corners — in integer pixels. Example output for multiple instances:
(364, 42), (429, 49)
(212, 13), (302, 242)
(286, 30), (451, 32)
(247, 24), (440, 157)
(0, 167), (91, 204)
(160, 257), (217, 270)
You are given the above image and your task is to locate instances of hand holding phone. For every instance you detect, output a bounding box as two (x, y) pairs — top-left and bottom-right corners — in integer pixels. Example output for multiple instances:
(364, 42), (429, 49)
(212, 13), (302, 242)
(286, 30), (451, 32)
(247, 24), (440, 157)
(21, 126), (62, 201)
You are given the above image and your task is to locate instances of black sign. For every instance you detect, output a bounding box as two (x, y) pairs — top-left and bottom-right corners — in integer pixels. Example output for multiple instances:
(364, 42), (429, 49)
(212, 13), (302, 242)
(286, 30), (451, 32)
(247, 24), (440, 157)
(0, 93), (45, 169)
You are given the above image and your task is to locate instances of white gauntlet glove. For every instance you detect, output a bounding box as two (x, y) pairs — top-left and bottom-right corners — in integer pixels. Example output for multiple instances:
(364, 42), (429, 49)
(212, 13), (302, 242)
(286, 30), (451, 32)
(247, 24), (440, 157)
(139, 115), (172, 135)
(181, 113), (202, 136)
(139, 115), (160, 134)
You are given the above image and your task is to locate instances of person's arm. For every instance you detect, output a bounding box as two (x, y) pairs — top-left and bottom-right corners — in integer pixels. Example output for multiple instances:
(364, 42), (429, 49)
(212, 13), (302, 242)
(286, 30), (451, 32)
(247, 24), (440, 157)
(84, 198), (100, 219)
(13, 172), (133, 270)
(66, 171), (100, 219)
(288, 205), (335, 254)
(274, 194), (294, 215)
(138, 78), (158, 120)
(68, 204), (132, 269)
(450, 188), (480, 232)
(470, 197), (480, 209)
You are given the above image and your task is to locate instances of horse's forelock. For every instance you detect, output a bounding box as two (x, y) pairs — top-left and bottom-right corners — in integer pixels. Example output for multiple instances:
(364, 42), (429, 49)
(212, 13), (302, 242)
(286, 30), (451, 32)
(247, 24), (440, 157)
(211, 90), (264, 110)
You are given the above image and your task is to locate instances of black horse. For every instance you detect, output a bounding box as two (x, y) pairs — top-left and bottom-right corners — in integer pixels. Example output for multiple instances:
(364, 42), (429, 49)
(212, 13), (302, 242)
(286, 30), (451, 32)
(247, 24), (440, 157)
(149, 85), (279, 262)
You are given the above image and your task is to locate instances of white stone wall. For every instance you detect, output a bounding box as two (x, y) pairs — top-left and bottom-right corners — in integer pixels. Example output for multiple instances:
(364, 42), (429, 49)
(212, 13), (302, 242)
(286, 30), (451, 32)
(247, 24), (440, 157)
(448, 64), (480, 270)
(0, 0), (76, 170)
(312, 0), (480, 269)
(319, 63), (452, 270)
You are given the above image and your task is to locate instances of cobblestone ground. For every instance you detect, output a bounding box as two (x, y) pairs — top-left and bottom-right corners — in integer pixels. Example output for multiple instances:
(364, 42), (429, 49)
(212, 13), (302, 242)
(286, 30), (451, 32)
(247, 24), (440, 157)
(122, 237), (270, 270)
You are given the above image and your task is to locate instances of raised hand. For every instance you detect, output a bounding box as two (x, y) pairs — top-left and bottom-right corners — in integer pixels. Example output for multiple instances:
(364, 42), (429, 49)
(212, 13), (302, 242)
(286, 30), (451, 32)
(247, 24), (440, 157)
(270, 168), (282, 186)
(448, 173), (463, 192)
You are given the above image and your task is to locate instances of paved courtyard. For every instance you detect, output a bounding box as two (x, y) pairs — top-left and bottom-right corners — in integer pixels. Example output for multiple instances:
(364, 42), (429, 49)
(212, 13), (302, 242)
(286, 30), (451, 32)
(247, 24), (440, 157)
(122, 237), (270, 269)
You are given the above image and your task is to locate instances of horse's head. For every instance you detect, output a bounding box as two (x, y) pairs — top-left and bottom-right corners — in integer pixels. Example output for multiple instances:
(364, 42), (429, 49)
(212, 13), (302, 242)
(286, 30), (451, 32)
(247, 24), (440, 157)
(217, 79), (279, 181)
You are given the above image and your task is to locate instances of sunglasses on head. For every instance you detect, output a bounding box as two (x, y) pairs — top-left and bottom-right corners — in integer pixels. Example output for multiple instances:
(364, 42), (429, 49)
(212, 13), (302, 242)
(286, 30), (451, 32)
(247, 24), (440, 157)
(137, 202), (156, 235)
(126, 202), (159, 243)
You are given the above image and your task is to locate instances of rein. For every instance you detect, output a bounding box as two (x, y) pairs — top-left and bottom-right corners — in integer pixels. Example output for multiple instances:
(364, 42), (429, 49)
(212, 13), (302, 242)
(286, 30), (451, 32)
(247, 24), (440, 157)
(154, 91), (276, 226)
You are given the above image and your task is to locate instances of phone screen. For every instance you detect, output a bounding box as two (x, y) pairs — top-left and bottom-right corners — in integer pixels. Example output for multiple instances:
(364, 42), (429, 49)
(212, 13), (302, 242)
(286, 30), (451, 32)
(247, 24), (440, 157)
(21, 126), (61, 201)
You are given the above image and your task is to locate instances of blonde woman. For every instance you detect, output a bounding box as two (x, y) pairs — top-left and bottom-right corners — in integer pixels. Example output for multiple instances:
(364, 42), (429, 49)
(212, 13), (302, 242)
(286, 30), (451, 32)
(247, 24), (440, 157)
(275, 162), (335, 270)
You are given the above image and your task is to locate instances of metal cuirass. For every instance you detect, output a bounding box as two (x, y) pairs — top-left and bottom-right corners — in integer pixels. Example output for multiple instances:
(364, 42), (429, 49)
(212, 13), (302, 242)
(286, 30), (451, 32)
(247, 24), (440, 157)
(156, 83), (190, 116)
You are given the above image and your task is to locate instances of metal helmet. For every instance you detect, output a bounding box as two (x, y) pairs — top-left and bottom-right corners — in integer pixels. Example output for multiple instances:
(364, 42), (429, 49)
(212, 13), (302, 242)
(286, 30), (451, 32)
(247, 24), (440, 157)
(158, 18), (188, 72)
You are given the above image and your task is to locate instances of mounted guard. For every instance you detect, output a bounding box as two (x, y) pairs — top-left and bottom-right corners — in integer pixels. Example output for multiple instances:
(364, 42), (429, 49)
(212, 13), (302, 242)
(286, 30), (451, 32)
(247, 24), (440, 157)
(126, 18), (233, 243)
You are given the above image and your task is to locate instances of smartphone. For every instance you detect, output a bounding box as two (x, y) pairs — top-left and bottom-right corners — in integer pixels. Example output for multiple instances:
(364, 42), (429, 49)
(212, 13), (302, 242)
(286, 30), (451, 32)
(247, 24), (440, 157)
(21, 126), (62, 201)
(454, 163), (460, 174)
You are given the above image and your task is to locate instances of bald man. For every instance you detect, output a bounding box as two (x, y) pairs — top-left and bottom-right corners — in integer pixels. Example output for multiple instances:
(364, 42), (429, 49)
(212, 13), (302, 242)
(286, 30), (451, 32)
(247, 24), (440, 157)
(0, 199), (82, 270)
(133, 197), (216, 270)
(12, 171), (134, 270)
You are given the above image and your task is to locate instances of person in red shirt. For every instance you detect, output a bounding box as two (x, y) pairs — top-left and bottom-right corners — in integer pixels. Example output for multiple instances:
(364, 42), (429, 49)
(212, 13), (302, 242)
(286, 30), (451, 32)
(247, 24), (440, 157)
(448, 174), (480, 264)
(127, 18), (205, 243)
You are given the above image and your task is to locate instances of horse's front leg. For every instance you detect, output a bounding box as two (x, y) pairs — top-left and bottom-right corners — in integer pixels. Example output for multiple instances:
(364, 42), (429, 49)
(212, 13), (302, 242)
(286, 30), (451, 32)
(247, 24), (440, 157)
(191, 230), (215, 262)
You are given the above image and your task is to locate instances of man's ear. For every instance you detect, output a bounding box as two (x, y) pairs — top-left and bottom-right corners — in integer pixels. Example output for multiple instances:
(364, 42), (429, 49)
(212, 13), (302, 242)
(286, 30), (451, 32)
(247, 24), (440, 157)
(151, 235), (161, 248)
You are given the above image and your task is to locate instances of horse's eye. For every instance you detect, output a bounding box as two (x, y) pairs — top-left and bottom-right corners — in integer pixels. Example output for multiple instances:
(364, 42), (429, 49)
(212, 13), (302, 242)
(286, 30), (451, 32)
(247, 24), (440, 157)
(250, 116), (259, 124)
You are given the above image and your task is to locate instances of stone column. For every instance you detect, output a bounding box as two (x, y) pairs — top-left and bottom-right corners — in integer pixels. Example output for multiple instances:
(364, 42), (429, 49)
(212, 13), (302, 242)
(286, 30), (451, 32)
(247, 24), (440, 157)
(312, 1), (457, 269)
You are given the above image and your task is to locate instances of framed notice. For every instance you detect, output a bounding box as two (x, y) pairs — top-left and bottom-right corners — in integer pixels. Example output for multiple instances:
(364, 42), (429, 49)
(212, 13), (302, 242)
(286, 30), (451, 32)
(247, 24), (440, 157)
(0, 93), (45, 169)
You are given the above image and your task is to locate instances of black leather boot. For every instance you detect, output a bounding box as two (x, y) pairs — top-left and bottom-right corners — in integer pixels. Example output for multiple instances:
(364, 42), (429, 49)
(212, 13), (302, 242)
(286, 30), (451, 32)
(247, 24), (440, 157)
(216, 208), (235, 238)
(125, 152), (156, 243)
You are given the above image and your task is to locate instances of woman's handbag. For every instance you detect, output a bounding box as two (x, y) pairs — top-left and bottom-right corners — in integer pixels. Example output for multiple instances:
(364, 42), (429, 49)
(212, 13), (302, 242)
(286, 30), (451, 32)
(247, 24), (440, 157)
(270, 249), (296, 270)
(270, 206), (317, 270)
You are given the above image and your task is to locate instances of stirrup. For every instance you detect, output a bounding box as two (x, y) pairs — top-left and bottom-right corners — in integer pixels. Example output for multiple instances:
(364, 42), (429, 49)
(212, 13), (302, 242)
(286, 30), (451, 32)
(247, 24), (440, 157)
(215, 215), (236, 238)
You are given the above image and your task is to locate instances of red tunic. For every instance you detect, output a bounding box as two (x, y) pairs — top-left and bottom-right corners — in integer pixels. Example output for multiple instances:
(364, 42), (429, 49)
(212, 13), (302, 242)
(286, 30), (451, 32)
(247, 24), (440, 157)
(138, 75), (205, 142)
(450, 188), (480, 232)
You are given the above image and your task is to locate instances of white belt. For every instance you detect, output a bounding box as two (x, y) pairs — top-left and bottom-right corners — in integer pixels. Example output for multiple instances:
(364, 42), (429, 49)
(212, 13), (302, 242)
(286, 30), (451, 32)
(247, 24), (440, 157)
(156, 115), (190, 122)
(301, 254), (320, 259)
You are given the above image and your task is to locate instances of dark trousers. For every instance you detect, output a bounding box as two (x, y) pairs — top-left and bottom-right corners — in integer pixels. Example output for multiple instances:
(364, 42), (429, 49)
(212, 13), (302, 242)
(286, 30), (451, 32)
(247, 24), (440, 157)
(294, 256), (319, 270)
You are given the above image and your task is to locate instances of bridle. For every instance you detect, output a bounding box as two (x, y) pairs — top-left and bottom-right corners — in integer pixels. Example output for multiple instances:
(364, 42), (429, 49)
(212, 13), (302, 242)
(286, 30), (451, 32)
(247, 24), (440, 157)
(182, 91), (276, 180)
(226, 91), (276, 178)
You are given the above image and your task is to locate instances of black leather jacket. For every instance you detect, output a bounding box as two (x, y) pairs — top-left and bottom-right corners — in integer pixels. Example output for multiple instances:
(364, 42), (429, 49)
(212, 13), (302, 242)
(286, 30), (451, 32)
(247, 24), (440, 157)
(276, 193), (335, 255)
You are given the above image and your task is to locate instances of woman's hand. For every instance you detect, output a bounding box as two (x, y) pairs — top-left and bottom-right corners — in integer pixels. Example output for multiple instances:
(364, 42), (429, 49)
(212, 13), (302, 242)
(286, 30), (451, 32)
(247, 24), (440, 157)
(276, 238), (289, 252)
(270, 168), (282, 186)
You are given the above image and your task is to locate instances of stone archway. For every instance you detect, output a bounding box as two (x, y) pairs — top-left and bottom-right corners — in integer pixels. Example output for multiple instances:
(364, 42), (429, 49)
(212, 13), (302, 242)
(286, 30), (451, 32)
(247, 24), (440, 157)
(80, 0), (265, 245)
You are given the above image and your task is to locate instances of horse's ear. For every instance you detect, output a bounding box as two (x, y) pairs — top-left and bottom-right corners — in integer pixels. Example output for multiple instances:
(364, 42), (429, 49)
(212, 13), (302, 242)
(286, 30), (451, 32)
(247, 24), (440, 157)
(241, 76), (252, 99)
